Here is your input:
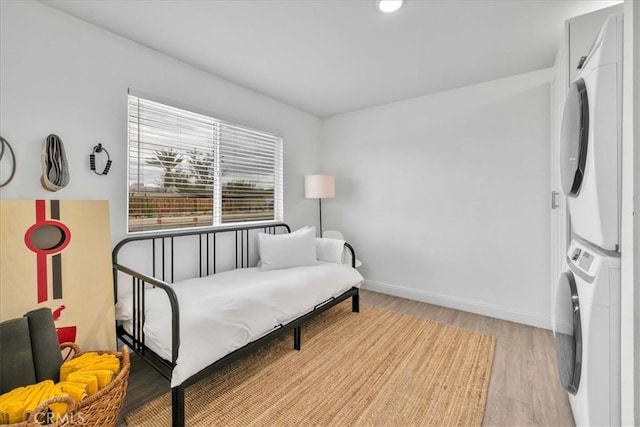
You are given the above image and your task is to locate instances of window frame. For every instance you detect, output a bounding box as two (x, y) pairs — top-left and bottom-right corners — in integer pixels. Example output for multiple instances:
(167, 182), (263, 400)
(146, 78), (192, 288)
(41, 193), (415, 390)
(126, 91), (284, 234)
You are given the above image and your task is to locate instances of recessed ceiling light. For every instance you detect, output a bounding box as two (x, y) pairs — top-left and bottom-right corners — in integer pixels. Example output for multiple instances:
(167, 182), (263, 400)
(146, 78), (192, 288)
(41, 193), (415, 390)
(377, 0), (404, 13)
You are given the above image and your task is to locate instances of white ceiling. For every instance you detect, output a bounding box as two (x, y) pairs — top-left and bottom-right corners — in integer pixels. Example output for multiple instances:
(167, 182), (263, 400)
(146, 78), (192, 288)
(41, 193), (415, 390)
(41, 0), (620, 118)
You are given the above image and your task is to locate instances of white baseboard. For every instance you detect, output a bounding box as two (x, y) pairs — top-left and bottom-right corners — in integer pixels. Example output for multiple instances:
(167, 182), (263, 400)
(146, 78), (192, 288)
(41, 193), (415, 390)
(362, 280), (551, 330)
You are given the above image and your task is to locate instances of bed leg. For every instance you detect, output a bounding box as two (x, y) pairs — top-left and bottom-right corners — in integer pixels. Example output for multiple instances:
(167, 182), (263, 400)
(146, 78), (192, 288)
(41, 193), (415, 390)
(352, 291), (360, 313)
(293, 326), (301, 350)
(172, 385), (185, 427)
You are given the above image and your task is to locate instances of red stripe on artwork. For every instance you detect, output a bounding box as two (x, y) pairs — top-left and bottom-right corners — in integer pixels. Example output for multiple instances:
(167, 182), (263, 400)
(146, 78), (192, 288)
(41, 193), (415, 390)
(35, 200), (47, 303)
(35, 199), (46, 222)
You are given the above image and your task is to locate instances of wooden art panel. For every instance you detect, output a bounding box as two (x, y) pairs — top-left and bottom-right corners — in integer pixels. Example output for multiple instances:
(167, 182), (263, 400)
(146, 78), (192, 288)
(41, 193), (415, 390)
(0, 200), (116, 351)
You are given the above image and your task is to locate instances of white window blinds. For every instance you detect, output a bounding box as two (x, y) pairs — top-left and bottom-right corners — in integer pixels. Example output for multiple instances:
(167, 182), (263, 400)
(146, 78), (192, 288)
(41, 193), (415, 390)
(128, 94), (283, 233)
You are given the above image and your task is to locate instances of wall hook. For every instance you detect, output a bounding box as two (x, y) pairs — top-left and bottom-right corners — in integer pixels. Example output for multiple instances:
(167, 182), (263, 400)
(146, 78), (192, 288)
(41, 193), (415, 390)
(90, 143), (112, 176)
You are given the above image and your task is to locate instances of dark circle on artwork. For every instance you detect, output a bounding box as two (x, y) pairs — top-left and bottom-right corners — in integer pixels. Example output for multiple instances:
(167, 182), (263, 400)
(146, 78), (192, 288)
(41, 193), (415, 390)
(30, 224), (67, 250)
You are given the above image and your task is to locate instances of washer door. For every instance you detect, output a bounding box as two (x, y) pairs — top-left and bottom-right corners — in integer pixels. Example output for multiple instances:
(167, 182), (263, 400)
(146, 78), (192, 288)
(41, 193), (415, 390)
(560, 78), (589, 197)
(554, 271), (582, 395)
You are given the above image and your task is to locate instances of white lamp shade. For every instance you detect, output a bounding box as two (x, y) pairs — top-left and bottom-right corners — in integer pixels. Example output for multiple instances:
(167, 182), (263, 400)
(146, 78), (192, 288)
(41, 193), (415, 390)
(305, 175), (335, 199)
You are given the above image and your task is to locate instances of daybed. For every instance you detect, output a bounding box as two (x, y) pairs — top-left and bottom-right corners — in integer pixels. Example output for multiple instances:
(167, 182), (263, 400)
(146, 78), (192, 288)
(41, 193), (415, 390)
(112, 223), (363, 426)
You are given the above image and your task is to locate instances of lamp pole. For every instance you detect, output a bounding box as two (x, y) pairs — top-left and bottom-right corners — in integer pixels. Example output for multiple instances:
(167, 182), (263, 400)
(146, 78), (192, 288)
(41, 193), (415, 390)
(318, 198), (323, 237)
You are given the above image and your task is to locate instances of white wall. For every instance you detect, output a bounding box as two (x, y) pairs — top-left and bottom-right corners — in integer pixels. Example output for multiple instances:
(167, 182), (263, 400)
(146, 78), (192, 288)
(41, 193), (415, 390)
(0, 1), (321, 244)
(321, 69), (553, 328)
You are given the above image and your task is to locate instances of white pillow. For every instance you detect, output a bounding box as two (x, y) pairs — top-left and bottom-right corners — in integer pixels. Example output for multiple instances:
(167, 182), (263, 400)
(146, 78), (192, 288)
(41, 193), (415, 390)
(258, 227), (318, 271)
(115, 297), (133, 321)
(315, 237), (345, 263)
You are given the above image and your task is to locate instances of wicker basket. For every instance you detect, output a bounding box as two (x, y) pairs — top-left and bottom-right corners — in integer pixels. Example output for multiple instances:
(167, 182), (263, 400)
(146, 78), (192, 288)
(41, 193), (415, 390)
(59, 343), (130, 427)
(0, 343), (130, 427)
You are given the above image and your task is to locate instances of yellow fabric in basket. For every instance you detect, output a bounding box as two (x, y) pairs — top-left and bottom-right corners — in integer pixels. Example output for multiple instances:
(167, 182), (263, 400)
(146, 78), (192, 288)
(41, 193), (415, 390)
(85, 359), (120, 373)
(0, 386), (25, 412)
(0, 386), (30, 424)
(59, 353), (101, 381)
(55, 382), (87, 402)
(60, 353), (120, 381)
(47, 388), (69, 419)
(66, 372), (98, 396)
(76, 370), (114, 390)
(3, 400), (26, 424)
(0, 380), (60, 423)
(23, 380), (54, 419)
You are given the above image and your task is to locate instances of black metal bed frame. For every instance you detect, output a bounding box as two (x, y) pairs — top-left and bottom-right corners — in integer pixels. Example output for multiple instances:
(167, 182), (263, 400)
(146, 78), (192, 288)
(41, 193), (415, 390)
(112, 223), (360, 426)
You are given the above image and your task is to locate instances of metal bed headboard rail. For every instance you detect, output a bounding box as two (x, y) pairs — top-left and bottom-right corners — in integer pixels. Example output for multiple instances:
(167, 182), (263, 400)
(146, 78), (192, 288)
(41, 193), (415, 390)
(113, 223), (291, 290)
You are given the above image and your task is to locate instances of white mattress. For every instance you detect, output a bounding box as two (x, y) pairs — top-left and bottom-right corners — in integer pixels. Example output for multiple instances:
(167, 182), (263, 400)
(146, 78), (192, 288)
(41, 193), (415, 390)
(116, 262), (363, 386)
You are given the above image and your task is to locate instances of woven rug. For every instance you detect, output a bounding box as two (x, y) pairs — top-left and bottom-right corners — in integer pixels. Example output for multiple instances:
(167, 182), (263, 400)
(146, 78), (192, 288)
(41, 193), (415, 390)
(126, 302), (495, 426)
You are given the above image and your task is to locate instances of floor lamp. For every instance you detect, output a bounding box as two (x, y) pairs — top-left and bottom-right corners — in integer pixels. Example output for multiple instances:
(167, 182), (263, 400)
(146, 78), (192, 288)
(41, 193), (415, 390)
(304, 175), (335, 237)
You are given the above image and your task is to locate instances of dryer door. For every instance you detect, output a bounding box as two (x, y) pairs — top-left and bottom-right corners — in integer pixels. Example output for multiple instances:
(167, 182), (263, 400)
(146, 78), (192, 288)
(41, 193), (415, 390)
(554, 270), (582, 395)
(560, 78), (589, 197)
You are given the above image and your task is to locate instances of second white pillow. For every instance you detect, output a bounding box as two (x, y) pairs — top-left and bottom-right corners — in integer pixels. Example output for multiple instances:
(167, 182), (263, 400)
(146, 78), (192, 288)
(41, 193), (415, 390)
(258, 227), (317, 271)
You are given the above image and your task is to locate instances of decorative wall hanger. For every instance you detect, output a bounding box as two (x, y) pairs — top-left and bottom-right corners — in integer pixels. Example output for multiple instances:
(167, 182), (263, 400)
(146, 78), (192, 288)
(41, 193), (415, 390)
(41, 134), (70, 192)
(0, 136), (16, 188)
(90, 143), (112, 176)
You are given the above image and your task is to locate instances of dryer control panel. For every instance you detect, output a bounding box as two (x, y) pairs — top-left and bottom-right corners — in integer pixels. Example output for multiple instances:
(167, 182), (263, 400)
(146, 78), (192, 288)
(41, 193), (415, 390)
(567, 241), (601, 281)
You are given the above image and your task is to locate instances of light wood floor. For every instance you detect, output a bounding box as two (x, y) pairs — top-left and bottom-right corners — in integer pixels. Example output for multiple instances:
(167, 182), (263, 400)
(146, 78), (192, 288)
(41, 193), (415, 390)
(118, 289), (575, 426)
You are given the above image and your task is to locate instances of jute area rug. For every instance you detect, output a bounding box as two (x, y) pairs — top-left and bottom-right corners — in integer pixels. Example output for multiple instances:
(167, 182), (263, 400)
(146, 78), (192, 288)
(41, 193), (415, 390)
(126, 302), (495, 426)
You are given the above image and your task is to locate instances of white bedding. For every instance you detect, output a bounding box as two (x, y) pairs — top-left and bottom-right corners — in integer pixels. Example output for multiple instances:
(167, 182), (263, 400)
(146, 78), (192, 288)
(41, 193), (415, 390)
(116, 262), (363, 386)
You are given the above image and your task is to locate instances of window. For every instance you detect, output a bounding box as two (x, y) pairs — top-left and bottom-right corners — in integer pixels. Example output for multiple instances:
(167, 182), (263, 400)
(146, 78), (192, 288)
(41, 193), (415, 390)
(127, 94), (283, 233)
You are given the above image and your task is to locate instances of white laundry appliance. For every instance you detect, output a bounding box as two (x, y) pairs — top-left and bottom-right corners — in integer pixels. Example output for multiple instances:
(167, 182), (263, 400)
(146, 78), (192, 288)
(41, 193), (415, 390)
(554, 239), (621, 426)
(559, 13), (623, 252)
(555, 12), (624, 426)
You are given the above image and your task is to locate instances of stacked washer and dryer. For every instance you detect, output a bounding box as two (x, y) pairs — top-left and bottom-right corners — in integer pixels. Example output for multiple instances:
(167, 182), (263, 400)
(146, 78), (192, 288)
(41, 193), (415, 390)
(554, 13), (623, 427)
